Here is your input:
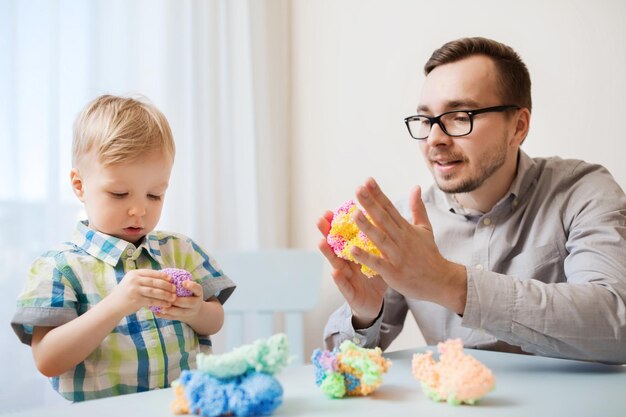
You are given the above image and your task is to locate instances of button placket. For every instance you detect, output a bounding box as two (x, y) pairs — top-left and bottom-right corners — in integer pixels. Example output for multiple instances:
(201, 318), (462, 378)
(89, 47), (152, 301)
(472, 214), (495, 273)
(125, 259), (136, 271)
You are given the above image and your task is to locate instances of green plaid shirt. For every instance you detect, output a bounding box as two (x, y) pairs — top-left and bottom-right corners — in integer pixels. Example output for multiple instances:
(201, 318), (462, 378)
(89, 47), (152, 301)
(11, 220), (235, 402)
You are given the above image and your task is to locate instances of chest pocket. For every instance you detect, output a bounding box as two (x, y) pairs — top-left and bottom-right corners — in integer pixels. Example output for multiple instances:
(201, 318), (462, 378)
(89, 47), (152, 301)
(498, 241), (563, 282)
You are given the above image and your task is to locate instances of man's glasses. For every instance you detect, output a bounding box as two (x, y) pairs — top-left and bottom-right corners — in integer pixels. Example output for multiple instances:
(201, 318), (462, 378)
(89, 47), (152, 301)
(404, 105), (520, 140)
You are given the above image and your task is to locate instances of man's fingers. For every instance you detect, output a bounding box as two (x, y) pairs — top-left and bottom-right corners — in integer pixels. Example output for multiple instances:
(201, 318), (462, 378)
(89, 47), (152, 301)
(363, 177), (407, 229)
(352, 209), (397, 258)
(330, 269), (356, 302)
(350, 245), (388, 277)
(317, 211), (334, 236)
(409, 185), (432, 230)
(318, 238), (352, 274)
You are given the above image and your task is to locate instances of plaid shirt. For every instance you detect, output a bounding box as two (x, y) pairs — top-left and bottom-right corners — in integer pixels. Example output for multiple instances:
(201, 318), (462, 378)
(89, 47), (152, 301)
(11, 220), (235, 402)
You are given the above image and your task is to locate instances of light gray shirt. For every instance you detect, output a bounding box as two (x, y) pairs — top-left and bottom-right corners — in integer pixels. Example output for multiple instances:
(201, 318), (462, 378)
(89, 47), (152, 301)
(324, 150), (626, 364)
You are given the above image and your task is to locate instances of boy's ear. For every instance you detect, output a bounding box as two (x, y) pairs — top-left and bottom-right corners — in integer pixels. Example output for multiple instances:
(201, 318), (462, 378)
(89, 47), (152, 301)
(70, 168), (85, 201)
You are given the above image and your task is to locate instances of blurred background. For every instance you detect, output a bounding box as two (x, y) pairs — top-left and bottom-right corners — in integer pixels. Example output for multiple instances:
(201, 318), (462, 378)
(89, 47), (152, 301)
(1, 0), (625, 412)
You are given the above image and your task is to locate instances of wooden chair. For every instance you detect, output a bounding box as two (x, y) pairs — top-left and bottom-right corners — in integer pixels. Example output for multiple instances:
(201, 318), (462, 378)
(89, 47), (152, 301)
(215, 249), (323, 365)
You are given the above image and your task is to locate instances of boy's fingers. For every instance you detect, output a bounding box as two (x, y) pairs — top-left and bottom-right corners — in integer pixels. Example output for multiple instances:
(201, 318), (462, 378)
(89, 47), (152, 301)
(141, 277), (175, 292)
(183, 280), (203, 297)
(138, 269), (169, 279)
(144, 287), (176, 302)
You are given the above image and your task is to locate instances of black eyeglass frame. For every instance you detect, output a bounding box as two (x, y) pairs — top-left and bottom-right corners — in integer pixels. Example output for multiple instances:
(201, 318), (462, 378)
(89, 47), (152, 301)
(404, 105), (520, 140)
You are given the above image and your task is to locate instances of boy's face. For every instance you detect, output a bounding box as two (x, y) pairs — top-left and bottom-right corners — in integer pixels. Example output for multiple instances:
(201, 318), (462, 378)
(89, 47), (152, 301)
(70, 150), (173, 245)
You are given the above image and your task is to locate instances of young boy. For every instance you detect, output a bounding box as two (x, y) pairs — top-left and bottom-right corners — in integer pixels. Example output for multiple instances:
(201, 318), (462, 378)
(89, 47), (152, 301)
(10, 95), (236, 402)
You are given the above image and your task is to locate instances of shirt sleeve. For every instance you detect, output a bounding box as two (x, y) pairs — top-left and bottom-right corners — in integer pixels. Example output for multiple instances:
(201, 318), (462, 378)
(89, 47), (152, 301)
(323, 287), (409, 350)
(462, 162), (626, 364)
(11, 256), (79, 345)
(182, 238), (236, 305)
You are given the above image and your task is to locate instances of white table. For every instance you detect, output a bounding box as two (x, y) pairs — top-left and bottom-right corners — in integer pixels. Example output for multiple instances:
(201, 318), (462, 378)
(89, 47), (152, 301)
(5, 347), (626, 417)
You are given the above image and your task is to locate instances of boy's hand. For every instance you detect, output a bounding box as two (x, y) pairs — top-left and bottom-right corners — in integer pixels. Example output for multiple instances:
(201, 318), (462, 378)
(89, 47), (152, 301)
(109, 269), (176, 316)
(155, 280), (204, 322)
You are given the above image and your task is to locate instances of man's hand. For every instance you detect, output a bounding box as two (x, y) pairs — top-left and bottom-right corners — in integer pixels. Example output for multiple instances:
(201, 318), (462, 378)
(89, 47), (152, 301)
(349, 178), (467, 314)
(317, 211), (388, 328)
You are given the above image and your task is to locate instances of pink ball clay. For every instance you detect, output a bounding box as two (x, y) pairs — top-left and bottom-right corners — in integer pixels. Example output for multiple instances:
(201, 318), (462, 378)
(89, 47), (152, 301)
(149, 268), (194, 313)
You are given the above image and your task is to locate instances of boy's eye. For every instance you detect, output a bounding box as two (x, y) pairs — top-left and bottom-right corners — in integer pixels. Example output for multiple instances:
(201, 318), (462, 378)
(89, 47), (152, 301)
(110, 192), (128, 198)
(148, 194), (162, 201)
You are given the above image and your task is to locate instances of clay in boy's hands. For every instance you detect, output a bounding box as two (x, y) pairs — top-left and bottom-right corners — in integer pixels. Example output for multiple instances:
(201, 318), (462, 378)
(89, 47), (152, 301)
(327, 200), (381, 278)
(150, 268), (194, 313)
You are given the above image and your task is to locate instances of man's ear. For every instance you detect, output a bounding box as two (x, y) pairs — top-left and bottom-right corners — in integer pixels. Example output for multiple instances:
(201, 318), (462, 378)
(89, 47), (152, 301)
(70, 168), (85, 201)
(512, 108), (531, 146)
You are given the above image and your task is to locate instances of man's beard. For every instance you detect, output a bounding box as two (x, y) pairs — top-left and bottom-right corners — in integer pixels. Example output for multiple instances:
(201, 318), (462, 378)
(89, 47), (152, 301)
(433, 141), (508, 194)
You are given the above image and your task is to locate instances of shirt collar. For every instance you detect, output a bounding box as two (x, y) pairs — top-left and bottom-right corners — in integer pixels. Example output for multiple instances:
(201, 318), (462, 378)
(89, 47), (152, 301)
(513, 149), (538, 200)
(71, 220), (164, 266)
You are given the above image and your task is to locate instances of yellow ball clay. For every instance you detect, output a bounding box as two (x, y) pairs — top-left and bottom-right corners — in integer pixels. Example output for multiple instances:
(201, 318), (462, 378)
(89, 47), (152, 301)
(327, 200), (381, 278)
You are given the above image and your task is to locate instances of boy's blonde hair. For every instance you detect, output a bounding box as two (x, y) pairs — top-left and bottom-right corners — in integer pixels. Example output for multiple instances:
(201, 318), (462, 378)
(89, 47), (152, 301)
(72, 95), (175, 167)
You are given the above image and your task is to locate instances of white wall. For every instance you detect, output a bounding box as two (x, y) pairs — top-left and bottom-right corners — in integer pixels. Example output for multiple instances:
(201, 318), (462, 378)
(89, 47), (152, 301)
(290, 0), (626, 356)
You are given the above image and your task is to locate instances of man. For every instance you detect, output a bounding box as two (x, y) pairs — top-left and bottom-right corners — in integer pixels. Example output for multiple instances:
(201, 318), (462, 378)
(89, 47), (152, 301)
(319, 37), (626, 364)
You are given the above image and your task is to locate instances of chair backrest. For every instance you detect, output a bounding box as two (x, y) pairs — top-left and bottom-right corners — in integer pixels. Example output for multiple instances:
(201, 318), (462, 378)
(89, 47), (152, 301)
(215, 249), (323, 365)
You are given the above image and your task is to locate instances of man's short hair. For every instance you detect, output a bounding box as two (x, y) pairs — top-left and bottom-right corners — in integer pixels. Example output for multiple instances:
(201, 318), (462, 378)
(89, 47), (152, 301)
(424, 37), (532, 112)
(72, 95), (175, 167)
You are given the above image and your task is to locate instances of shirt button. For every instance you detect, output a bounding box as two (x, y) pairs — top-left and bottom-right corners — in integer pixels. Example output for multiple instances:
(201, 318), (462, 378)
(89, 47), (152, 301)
(512, 199), (519, 207)
(482, 218), (492, 226)
(352, 337), (362, 345)
(126, 248), (134, 257)
(475, 264), (484, 271)
(148, 340), (158, 348)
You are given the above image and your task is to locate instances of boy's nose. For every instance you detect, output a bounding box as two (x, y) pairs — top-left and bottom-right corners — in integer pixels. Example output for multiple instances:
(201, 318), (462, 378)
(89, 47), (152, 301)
(128, 202), (146, 217)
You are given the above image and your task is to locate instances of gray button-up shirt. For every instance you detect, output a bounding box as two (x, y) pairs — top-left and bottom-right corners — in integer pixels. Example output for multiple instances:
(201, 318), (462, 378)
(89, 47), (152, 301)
(324, 150), (626, 363)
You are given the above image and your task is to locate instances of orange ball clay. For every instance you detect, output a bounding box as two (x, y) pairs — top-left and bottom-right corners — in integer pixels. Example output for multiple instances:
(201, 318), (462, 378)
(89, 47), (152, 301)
(327, 200), (382, 278)
(412, 339), (495, 405)
(170, 383), (190, 415)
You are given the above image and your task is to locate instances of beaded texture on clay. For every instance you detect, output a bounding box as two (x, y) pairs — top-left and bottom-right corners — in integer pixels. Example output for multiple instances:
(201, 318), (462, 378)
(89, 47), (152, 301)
(327, 200), (381, 277)
(412, 338), (495, 405)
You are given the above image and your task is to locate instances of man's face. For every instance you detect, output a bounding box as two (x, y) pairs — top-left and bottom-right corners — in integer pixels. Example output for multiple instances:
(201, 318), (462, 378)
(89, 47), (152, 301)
(417, 55), (520, 194)
(71, 150), (173, 245)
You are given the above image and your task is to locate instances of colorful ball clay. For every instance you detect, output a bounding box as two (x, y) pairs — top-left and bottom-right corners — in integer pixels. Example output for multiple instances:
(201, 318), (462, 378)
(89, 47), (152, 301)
(171, 370), (283, 417)
(327, 200), (382, 277)
(171, 334), (290, 417)
(312, 340), (392, 398)
(150, 267), (194, 313)
(412, 338), (495, 405)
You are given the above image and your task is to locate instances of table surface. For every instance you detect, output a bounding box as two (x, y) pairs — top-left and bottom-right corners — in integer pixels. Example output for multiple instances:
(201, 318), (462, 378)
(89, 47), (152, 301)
(5, 347), (626, 417)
